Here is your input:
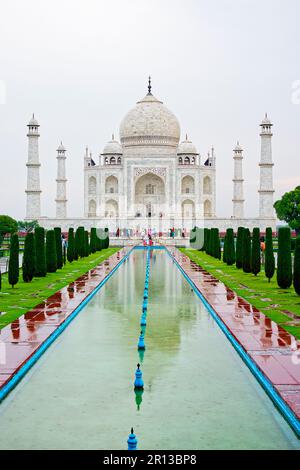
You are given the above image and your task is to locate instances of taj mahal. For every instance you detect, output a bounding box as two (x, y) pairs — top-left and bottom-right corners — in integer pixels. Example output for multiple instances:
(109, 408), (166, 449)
(25, 78), (276, 237)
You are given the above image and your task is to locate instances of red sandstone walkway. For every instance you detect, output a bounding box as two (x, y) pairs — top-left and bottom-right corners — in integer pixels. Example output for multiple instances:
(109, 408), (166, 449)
(169, 248), (300, 422)
(0, 248), (130, 392)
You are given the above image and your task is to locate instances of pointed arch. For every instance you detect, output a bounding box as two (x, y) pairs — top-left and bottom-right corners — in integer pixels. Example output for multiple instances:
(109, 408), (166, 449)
(88, 176), (97, 195)
(105, 199), (119, 218)
(203, 176), (212, 194)
(105, 175), (118, 194)
(182, 199), (195, 218)
(88, 199), (96, 217)
(181, 176), (195, 194)
(204, 199), (212, 216)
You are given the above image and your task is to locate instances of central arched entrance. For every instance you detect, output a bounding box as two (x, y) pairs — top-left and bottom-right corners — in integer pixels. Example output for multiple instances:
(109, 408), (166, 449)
(134, 172), (166, 218)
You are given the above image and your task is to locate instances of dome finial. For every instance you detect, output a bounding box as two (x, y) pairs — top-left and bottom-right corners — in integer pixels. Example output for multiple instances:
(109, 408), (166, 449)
(148, 75), (152, 95)
(112, 133), (114, 140)
(185, 133), (188, 141)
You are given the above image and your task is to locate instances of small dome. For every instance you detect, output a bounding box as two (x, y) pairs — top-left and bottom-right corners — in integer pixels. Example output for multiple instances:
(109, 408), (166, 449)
(261, 113), (272, 126)
(102, 136), (123, 155)
(119, 91), (180, 148)
(177, 135), (198, 155)
(28, 114), (39, 126)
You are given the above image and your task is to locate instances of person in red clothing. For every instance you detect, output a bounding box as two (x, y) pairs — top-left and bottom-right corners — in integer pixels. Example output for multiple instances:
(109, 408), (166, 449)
(260, 237), (266, 264)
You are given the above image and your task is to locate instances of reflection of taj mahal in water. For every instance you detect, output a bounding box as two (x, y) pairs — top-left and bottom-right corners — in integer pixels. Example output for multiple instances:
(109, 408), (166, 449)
(25, 78), (276, 234)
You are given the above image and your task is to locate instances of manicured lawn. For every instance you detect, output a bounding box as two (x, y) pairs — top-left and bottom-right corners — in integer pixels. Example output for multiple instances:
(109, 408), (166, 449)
(0, 247), (120, 330)
(180, 248), (300, 340)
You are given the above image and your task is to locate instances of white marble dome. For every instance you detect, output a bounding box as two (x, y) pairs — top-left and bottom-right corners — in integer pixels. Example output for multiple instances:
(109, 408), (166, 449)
(103, 136), (122, 154)
(177, 136), (198, 155)
(119, 92), (180, 147)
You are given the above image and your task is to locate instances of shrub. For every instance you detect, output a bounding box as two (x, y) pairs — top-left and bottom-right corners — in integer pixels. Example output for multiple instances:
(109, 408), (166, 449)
(74, 228), (80, 260)
(264, 227), (275, 282)
(104, 228), (110, 249)
(77, 226), (85, 258)
(54, 227), (63, 269)
(84, 230), (90, 257)
(8, 233), (19, 288)
(67, 228), (75, 262)
(90, 228), (97, 253)
(22, 232), (36, 282)
(215, 228), (221, 259)
(242, 228), (251, 273)
(46, 230), (57, 273)
(277, 226), (292, 289)
(293, 236), (300, 295)
(35, 227), (47, 277)
(203, 228), (209, 252)
(251, 227), (261, 276)
(226, 228), (235, 265)
(236, 227), (244, 269)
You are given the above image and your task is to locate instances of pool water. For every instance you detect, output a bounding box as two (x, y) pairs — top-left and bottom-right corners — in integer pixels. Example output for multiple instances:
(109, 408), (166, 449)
(0, 249), (299, 450)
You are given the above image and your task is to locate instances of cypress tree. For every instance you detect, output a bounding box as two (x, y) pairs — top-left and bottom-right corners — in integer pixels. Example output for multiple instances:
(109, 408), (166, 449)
(8, 233), (19, 288)
(67, 228), (75, 262)
(77, 226), (85, 258)
(251, 227), (261, 276)
(236, 227), (244, 269)
(293, 236), (300, 295)
(35, 226), (47, 277)
(203, 228), (208, 252)
(22, 232), (36, 282)
(277, 226), (292, 289)
(74, 228), (80, 260)
(54, 227), (63, 269)
(215, 228), (221, 259)
(242, 228), (251, 273)
(265, 227), (275, 282)
(84, 230), (90, 257)
(104, 228), (109, 249)
(46, 230), (57, 273)
(90, 228), (97, 253)
(226, 228), (236, 265)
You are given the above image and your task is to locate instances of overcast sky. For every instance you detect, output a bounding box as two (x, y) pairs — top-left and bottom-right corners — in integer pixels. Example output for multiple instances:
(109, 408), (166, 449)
(0, 0), (299, 220)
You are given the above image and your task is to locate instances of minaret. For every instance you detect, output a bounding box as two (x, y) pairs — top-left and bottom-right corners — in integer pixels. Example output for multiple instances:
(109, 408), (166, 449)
(259, 114), (274, 218)
(232, 142), (244, 218)
(25, 114), (41, 220)
(55, 142), (67, 219)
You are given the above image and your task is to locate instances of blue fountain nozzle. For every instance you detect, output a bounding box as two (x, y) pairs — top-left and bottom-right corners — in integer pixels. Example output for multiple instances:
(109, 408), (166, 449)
(127, 427), (138, 450)
(134, 363), (144, 389)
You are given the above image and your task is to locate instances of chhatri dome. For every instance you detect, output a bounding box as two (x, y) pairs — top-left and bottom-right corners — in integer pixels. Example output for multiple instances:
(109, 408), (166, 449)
(119, 77), (180, 148)
(102, 134), (123, 155)
(177, 134), (198, 155)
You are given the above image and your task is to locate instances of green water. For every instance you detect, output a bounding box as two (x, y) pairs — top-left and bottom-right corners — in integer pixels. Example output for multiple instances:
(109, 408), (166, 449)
(0, 249), (299, 450)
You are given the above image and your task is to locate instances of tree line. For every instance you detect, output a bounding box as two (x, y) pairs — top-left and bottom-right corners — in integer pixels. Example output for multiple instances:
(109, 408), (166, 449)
(190, 226), (300, 295)
(0, 227), (109, 290)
